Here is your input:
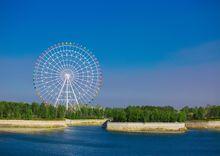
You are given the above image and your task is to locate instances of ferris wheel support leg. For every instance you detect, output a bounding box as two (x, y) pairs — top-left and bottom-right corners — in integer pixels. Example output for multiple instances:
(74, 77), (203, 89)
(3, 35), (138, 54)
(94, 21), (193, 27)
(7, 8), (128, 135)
(55, 78), (66, 107)
(66, 79), (69, 110)
(69, 81), (80, 110)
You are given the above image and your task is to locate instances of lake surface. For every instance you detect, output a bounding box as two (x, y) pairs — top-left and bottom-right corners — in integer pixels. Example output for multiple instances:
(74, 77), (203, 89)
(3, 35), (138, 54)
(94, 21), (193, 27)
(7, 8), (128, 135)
(0, 126), (220, 156)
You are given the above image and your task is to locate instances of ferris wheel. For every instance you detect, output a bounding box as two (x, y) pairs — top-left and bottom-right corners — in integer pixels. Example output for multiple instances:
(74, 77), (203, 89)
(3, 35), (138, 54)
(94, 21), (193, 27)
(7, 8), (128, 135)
(33, 42), (103, 109)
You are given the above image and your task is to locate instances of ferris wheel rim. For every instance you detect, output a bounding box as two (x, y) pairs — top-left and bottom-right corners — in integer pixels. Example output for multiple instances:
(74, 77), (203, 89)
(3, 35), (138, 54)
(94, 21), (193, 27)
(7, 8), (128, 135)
(33, 42), (103, 107)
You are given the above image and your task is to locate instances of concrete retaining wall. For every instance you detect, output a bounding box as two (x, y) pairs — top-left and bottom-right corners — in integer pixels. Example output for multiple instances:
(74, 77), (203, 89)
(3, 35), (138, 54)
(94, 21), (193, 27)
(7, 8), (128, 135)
(106, 122), (187, 133)
(186, 121), (220, 129)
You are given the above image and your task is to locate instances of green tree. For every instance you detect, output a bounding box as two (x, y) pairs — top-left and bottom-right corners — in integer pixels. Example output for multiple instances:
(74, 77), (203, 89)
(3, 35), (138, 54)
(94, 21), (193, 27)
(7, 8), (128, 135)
(31, 102), (39, 118)
(112, 109), (127, 122)
(178, 111), (187, 122)
(48, 105), (56, 119)
(39, 103), (48, 119)
(57, 105), (66, 119)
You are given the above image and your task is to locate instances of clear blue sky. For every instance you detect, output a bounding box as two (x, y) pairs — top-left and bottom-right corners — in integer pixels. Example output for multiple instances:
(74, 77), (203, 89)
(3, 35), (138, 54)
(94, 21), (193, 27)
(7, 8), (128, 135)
(0, 0), (220, 107)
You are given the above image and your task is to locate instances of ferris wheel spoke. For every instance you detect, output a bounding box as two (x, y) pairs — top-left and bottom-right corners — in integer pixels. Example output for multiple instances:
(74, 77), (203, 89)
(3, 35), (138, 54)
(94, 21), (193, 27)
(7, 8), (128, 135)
(34, 76), (61, 83)
(73, 78), (96, 87)
(74, 74), (99, 84)
(74, 48), (100, 73)
(35, 65), (58, 75)
(72, 58), (94, 71)
(64, 50), (93, 70)
(66, 61), (85, 73)
(34, 74), (60, 80)
(67, 50), (94, 71)
(38, 51), (63, 73)
(55, 53), (74, 71)
(52, 56), (66, 72)
(35, 78), (63, 96)
(42, 54), (63, 72)
(74, 70), (98, 79)
(71, 47), (96, 66)
(45, 79), (65, 104)
(60, 60), (71, 70)
(73, 77), (100, 88)
(35, 63), (61, 75)
(71, 79), (95, 103)
(36, 81), (62, 98)
(69, 80), (83, 103)
(35, 82), (60, 97)
(34, 70), (60, 78)
(71, 79), (92, 98)
(62, 55), (88, 73)
(74, 75), (100, 83)
(47, 60), (63, 73)
(74, 64), (99, 75)
(51, 47), (67, 70)
(62, 46), (72, 68)
(64, 48), (72, 68)
(75, 75), (100, 78)
(72, 79), (98, 98)
(34, 76), (61, 87)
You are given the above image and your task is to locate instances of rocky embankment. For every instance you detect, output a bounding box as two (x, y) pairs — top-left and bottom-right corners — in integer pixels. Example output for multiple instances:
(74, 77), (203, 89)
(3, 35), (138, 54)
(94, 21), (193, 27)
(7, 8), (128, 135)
(106, 122), (187, 133)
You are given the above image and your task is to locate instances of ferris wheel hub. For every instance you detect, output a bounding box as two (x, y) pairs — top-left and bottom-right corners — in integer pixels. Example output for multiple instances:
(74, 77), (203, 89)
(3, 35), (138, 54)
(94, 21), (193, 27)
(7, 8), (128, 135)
(65, 73), (71, 80)
(60, 69), (74, 81)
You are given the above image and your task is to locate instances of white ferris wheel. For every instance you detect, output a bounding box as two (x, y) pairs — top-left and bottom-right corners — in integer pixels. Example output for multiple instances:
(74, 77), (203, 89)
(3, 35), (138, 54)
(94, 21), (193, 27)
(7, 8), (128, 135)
(33, 42), (103, 109)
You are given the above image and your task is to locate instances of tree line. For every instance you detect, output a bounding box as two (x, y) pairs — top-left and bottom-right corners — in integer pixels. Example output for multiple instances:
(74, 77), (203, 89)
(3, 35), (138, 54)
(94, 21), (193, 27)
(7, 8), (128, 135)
(0, 101), (220, 122)
(0, 101), (104, 120)
(0, 102), (65, 120)
(105, 105), (220, 122)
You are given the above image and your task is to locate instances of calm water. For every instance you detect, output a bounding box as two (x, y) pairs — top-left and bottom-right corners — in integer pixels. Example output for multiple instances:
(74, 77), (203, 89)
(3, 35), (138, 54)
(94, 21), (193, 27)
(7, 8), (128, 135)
(0, 126), (220, 156)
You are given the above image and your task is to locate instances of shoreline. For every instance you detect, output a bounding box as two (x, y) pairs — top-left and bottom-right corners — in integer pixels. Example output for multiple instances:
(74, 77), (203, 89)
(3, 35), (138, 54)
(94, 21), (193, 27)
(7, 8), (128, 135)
(0, 119), (107, 133)
(1, 120), (220, 134)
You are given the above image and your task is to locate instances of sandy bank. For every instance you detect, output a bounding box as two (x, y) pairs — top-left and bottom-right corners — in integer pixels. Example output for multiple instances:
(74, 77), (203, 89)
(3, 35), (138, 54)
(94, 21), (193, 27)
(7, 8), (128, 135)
(186, 121), (220, 130)
(106, 122), (187, 133)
